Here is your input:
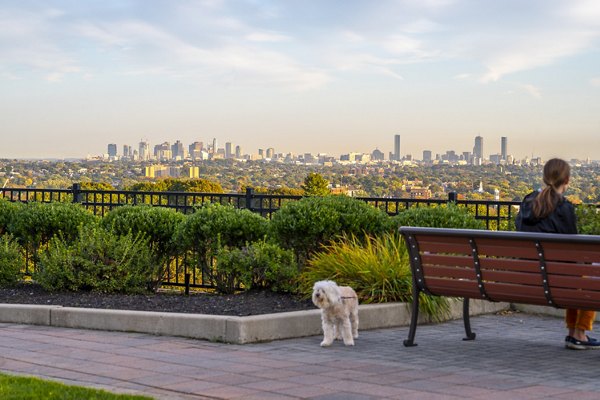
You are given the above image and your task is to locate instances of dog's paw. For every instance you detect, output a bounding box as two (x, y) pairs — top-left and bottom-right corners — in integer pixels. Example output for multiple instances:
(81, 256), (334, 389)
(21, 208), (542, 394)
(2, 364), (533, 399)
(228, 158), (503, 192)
(343, 340), (355, 346)
(353, 333), (359, 339)
(320, 340), (333, 347)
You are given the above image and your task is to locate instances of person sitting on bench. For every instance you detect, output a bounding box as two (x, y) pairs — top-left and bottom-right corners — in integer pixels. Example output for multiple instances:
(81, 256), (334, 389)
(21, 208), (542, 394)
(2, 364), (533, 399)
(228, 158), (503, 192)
(516, 157), (599, 350)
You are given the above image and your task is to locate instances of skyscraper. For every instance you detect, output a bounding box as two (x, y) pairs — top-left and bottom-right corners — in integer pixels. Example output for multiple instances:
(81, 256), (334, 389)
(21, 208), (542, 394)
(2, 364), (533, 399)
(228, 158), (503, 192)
(394, 134), (400, 161)
(473, 136), (483, 162)
(172, 140), (184, 160)
(422, 150), (432, 163)
(139, 141), (150, 161)
(501, 137), (507, 161)
(225, 142), (232, 159)
(107, 144), (117, 158)
(189, 142), (202, 160)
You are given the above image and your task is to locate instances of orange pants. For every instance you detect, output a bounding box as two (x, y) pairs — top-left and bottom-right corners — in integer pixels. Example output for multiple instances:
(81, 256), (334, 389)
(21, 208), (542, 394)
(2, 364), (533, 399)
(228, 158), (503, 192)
(566, 309), (596, 332)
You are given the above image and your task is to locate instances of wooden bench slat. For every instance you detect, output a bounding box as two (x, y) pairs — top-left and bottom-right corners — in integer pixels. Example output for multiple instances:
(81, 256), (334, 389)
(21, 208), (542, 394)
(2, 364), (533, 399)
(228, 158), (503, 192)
(481, 270), (542, 286)
(422, 265), (475, 280)
(475, 239), (539, 259)
(414, 241), (471, 255)
(421, 254), (473, 268)
(479, 258), (540, 273)
(548, 275), (600, 291)
(423, 278), (482, 297)
(541, 242), (600, 263)
(546, 262), (600, 276)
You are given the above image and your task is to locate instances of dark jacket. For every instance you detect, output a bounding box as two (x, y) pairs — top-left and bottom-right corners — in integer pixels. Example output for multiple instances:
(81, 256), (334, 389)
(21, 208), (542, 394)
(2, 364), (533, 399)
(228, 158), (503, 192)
(515, 190), (577, 234)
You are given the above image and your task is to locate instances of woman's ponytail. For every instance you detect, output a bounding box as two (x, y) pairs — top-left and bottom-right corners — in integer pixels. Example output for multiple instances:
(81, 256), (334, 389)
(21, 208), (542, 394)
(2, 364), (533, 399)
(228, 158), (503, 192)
(531, 158), (570, 219)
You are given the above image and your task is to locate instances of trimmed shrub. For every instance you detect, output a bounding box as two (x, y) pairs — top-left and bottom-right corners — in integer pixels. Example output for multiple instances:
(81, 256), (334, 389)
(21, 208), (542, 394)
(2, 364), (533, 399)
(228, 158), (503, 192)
(8, 202), (98, 260)
(392, 204), (485, 230)
(299, 233), (449, 319)
(101, 205), (185, 289)
(0, 235), (24, 286)
(215, 241), (297, 294)
(175, 203), (270, 287)
(270, 196), (390, 266)
(0, 199), (22, 235)
(35, 226), (154, 293)
(576, 205), (600, 235)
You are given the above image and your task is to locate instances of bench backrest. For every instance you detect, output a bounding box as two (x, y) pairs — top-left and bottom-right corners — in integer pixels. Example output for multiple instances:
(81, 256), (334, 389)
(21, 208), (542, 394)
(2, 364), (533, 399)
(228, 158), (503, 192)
(399, 227), (600, 310)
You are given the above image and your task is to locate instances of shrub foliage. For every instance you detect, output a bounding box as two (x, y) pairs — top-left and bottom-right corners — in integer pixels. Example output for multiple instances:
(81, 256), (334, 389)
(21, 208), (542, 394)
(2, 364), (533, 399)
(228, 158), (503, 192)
(392, 204), (485, 230)
(270, 195), (389, 266)
(35, 226), (154, 293)
(0, 235), (24, 286)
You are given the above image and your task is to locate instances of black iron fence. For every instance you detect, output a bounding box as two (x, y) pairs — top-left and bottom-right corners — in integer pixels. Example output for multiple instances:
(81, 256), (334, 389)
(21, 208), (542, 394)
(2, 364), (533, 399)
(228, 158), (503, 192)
(0, 183), (571, 291)
(2, 183), (518, 229)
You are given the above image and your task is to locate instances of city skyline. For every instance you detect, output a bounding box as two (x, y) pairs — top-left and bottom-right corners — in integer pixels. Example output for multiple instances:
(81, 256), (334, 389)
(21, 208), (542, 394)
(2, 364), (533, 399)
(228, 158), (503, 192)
(1, 1), (600, 160)
(103, 134), (531, 165)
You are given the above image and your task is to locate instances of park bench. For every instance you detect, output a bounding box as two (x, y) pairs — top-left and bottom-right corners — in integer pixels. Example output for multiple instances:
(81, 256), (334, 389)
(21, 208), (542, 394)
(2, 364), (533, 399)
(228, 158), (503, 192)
(399, 227), (600, 346)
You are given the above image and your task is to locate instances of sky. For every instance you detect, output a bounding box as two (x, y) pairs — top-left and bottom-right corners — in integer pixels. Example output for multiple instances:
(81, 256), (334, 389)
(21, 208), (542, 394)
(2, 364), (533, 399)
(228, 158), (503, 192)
(1, 0), (600, 161)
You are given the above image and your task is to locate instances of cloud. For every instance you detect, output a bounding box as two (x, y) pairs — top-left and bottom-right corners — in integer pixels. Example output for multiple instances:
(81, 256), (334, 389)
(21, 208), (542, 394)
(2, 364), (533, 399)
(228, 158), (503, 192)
(245, 31), (291, 43)
(480, 30), (597, 83)
(591, 77), (600, 87)
(519, 83), (542, 99)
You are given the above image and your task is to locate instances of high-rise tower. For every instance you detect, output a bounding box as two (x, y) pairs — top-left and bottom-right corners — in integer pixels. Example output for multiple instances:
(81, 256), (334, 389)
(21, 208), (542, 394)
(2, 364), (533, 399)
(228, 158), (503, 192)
(107, 144), (117, 158)
(501, 136), (507, 161)
(394, 135), (400, 161)
(473, 135), (483, 162)
(138, 140), (150, 161)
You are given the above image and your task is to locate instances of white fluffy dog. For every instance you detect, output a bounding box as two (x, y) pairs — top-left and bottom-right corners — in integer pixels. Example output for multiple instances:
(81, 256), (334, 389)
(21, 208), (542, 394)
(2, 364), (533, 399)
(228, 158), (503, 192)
(312, 280), (359, 346)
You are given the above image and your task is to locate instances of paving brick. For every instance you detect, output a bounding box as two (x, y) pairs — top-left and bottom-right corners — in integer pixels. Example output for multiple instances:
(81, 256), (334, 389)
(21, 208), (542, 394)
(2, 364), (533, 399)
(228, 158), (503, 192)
(2, 313), (600, 399)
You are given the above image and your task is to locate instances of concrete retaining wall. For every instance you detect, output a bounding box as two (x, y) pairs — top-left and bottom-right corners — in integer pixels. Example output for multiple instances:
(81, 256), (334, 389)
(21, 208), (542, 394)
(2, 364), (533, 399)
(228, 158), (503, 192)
(0, 299), (509, 344)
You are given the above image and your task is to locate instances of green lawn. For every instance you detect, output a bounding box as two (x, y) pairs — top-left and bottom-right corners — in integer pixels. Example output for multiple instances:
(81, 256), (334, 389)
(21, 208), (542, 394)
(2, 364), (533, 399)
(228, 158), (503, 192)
(0, 373), (153, 400)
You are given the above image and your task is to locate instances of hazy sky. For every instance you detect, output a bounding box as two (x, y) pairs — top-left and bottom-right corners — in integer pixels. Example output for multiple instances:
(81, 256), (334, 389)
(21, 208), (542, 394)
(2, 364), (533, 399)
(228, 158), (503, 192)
(1, 0), (600, 160)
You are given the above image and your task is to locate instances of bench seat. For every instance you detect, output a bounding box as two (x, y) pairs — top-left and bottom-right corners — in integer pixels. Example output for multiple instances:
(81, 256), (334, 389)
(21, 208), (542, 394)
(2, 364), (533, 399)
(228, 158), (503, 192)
(399, 227), (600, 346)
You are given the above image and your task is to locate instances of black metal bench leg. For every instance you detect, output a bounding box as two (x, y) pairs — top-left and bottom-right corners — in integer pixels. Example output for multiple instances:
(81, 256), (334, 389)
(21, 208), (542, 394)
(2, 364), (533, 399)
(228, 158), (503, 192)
(462, 298), (476, 341)
(403, 280), (420, 347)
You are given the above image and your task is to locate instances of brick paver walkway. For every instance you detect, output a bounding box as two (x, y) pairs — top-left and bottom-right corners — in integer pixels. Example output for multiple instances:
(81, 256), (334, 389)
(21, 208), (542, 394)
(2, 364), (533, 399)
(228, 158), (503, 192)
(1, 312), (599, 399)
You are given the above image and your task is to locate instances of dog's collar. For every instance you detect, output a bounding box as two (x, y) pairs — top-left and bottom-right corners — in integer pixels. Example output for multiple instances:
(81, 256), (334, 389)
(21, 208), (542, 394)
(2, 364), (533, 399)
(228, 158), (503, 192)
(340, 296), (357, 300)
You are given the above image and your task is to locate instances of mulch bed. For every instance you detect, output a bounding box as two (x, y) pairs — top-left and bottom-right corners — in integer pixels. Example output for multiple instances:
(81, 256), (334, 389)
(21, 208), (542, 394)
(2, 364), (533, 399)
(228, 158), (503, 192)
(0, 283), (315, 317)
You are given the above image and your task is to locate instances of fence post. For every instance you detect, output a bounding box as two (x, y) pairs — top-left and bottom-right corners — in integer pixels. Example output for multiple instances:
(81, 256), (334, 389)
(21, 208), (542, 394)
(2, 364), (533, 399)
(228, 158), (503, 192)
(72, 183), (82, 204)
(447, 191), (457, 204)
(245, 187), (254, 212)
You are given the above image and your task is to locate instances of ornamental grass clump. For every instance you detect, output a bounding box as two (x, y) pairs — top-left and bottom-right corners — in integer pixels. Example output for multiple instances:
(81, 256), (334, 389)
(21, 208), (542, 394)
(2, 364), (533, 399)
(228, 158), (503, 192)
(299, 233), (449, 319)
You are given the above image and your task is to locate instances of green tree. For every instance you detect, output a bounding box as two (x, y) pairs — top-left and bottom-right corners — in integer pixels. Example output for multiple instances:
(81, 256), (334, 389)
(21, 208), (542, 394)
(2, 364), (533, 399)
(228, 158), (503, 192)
(301, 173), (330, 196)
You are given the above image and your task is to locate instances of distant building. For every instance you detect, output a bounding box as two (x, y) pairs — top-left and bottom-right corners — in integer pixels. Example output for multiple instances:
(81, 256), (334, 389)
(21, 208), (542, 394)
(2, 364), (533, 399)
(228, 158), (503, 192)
(490, 154), (502, 164)
(182, 166), (200, 178)
(107, 144), (117, 159)
(225, 142), (232, 159)
(473, 135), (483, 162)
(266, 148), (275, 159)
(372, 148), (385, 161)
(409, 187), (432, 199)
(394, 134), (401, 161)
(189, 142), (203, 160)
(235, 145), (241, 159)
(171, 140), (185, 160)
(501, 136), (507, 161)
(154, 142), (171, 161)
(139, 141), (150, 161)
(422, 150), (432, 163)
